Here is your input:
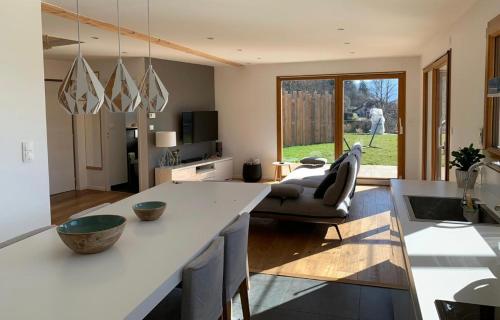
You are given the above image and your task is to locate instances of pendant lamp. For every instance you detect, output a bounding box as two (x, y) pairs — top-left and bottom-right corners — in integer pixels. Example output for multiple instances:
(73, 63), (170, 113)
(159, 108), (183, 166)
(58, 0), (105, 115)
(104, 0), (141, 112)
(139, 0), (169, 112)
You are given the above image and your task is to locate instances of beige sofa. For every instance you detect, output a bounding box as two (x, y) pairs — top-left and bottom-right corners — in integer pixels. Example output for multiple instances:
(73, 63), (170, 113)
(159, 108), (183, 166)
(252, 144), (362, 241)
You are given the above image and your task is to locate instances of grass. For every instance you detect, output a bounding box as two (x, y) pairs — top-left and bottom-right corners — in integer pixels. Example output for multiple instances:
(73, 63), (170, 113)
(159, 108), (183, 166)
(283, 133), (397, 165)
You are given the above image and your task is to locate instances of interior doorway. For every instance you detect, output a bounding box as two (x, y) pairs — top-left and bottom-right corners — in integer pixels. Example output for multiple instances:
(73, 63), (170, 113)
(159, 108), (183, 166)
(422, 51), (451, 181)
(277, 72), (406, 181)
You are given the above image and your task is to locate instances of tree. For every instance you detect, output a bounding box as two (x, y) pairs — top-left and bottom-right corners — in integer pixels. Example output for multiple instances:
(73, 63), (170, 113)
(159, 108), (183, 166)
(369, 79), (397, 108)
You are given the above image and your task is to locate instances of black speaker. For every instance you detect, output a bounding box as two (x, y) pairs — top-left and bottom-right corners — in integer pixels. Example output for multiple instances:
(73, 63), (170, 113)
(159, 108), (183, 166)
(216, 141), (222, 157)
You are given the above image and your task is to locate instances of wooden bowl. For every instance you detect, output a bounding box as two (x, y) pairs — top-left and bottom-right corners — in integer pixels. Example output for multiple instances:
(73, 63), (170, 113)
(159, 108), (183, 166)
(57, 215), (126, 254)
(133, 201), (167, 221)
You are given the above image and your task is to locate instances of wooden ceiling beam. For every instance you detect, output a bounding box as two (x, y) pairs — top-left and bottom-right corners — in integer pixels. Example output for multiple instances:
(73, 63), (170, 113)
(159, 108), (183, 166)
(41, 2), (243, 67)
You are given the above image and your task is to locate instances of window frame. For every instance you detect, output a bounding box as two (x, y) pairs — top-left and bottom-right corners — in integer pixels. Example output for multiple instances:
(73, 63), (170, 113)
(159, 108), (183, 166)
(484, 14), (500, 159)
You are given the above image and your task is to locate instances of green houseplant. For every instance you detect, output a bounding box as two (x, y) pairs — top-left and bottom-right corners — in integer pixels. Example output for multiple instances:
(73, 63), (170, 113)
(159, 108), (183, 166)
(449, 144), (485, 188)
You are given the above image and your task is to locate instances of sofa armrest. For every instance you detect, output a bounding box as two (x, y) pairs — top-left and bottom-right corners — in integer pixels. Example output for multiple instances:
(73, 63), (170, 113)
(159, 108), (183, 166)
(269, 184), (304, 199)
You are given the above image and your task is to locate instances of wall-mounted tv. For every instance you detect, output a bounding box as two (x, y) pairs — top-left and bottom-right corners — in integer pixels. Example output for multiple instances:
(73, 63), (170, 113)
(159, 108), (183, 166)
(182, 111), (218, 144)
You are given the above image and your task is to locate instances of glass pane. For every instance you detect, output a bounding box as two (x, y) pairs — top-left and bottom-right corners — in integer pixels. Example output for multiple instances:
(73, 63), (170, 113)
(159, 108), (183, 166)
(281, 79), (335, 163)
(493, 36), (500, 148)
(343, 79), (399, 179)
(436, 65), (448, 180)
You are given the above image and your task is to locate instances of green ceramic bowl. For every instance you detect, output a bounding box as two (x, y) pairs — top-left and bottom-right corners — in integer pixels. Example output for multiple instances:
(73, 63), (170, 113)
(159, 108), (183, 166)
(133, 201), (167, 221)
(57, 215), (126, 254)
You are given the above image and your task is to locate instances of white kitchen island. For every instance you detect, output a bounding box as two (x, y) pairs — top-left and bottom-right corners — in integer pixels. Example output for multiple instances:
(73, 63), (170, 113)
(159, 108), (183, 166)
(391, 180), (500, 320)
(0, 181), (270, 319)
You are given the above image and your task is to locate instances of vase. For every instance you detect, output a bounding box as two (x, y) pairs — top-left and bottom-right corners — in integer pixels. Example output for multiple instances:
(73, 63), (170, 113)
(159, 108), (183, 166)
(455, 169), (478, 189)
(243, 163), (262, 182)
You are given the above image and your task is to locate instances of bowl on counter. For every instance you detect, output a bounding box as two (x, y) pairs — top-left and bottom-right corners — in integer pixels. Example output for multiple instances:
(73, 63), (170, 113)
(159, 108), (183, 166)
(132, 201), (167, 221)
(57, 215), (126, 254)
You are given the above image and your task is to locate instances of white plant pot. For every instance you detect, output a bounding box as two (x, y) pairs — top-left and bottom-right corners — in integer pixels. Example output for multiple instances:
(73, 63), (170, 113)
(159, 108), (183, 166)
(455, 169), (478, 189)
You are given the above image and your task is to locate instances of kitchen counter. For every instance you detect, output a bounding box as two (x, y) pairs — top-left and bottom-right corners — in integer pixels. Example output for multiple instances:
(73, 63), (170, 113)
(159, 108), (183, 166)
(391, 180), (500, 320)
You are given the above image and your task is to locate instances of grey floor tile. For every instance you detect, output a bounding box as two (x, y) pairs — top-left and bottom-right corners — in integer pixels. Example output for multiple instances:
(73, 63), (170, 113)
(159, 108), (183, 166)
(279, 278), (361, 319)
(359, 286), (394, 320)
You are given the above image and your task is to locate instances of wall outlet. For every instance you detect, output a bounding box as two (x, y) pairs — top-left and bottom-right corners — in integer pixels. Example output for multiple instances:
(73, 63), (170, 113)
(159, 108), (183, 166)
(149, 124), (155, 131)
(148, 113), (156, 119)
(22, 141), (34, 162)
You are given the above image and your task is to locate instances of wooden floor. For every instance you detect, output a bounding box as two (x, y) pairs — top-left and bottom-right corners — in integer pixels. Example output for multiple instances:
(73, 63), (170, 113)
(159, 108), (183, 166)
(248, 185), (409, 289)
(50, 190), (132, 225)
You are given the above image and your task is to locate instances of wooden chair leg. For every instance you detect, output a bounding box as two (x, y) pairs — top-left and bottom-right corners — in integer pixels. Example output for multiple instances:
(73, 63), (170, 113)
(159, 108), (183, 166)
(222, 299), (232, 320)
(238, 279), (251, 320)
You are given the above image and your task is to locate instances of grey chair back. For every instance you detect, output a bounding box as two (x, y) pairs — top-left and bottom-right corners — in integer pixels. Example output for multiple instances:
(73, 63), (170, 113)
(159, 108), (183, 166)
(219, 213), (250, 302)
(0, 225), (53, 249)
(182, 237), (225, 320)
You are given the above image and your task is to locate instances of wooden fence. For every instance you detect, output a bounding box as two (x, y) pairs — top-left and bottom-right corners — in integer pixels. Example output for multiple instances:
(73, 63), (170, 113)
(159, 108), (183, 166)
(282, 90), (335, 147)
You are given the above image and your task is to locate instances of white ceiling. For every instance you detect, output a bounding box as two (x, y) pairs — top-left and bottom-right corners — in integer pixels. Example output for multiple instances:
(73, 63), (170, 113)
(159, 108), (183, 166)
(42, 0), (478, 66)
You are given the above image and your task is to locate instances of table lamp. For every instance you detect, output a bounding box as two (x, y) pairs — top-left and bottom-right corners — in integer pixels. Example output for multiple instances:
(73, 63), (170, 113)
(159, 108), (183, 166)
(156, 131), (177, 166)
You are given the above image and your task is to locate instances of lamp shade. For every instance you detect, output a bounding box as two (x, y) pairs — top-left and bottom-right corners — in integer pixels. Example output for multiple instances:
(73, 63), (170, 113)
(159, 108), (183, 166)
(488, 77), (500, 98)
(156, 131), (176, 148)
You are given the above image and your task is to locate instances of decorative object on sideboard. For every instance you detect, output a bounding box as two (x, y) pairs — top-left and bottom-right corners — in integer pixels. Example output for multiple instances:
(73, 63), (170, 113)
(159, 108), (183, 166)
(104, 0), (141, 113)
(243, 158), (262, 182)
(58, 0), (105, 115)
(216, 141), (223, 157)
(156, 131), (178, 166)
(133, 201), (166, 221)
(57, 215), (126, 254)
(449, 144), (485, 188)
(487, 77), (500, 98)
(139, 0), (169, 112)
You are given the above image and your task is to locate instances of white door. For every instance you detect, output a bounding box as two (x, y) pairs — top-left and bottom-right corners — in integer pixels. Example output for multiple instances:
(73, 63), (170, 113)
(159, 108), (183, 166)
(45, 81), (75, 194)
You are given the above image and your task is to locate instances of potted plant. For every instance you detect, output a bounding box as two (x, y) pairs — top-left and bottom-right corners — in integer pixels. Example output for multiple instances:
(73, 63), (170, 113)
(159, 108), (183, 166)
(449, 144), (485, 188)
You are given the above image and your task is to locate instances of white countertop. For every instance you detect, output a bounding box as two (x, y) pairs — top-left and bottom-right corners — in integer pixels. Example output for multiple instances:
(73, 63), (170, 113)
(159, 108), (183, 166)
(391, 180), (500, 320)
(0, 181), (270, 320)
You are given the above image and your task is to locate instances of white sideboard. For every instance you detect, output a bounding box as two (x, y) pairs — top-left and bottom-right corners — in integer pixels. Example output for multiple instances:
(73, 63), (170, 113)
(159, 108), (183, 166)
(155, 157), (233, 185)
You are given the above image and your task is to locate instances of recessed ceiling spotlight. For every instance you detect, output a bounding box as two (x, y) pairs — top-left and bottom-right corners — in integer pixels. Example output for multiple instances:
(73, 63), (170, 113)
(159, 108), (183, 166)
(90, 36), (99, 40)
(349, 51), (356, 54)
(344, 42), (351, 45)
(206, 37), (215, 40)
(237, 49), (243, 52)
(337, 28), (345, 31)
(257, 57), (262, 60)
(122, 51), (128, 54)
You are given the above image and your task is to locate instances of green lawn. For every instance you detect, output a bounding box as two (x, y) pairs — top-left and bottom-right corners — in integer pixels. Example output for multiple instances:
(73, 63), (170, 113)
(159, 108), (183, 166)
(283, 133), (397, 165)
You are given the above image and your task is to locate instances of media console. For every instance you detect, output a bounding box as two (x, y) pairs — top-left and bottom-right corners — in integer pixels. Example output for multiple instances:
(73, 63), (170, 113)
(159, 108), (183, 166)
(154, 156), (233, 185)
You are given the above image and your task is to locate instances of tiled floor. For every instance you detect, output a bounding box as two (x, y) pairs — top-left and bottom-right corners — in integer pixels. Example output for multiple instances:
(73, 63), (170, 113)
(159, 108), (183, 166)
(231, 274), (414, 320)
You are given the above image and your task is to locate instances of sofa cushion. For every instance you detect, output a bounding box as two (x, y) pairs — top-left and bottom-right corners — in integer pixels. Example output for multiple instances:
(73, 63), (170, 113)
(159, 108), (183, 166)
(269, 184), (304, 199)
(282, 178), (321, 189)
(324, 155), (356, 207)
(329, 152), (348, 171)
(313, 169), (337, 199)
(300, 157), (327, 166)
(281, 165), (330, 189)
(253, 187), (349, 218)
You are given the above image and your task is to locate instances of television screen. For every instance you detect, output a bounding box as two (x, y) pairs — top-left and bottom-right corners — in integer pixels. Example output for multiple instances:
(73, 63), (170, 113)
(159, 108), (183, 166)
(182, 111), (218, 143)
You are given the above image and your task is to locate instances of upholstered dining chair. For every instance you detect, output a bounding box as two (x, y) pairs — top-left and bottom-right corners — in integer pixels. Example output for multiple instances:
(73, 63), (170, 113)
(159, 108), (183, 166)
(219, 212), (251, 320)
(0, 225), (54, 250)
(146, 237), (225, 320)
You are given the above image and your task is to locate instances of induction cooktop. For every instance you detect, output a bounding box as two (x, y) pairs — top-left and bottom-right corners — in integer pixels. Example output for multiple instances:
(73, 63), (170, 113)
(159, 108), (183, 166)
(435, 300), (499, 320)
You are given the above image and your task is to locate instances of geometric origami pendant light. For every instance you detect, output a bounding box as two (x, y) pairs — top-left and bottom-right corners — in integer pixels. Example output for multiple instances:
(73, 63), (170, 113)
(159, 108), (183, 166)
(104, 0), (141, 113)
(139, 0), (169, 112)
(58, 0), (105, 115)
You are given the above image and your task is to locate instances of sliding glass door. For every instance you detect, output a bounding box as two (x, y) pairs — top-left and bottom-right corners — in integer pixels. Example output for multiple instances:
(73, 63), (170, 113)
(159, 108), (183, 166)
(342, 76), (403, 179)
(278, 72), (406, 180)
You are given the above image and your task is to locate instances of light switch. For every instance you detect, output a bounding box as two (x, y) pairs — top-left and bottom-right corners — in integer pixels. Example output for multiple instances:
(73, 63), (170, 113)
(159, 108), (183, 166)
(22, 141), (34, 162)
(148, 113), (156, 119)
(149, 124), (155, 131)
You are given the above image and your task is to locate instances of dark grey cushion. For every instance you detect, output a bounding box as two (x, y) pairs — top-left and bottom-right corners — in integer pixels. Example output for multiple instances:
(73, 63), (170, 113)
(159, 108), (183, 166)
(300, 157), (327, 165)
(324, 155), (355, 207)
(329, 153), (348, 171)
(269, 184), (304, 199)
(313, 170), (337, 199)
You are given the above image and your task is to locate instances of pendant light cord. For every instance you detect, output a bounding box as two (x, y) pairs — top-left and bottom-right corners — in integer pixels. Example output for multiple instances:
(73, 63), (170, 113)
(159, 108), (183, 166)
(117, 0), (121, 59)
(76, 0), (81, 56)
(147, 0), (152, 66)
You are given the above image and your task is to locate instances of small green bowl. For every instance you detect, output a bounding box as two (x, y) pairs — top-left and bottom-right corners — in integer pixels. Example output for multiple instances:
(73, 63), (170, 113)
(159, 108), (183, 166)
(57, 215), (126, 254)
(133, 201), (167, 221)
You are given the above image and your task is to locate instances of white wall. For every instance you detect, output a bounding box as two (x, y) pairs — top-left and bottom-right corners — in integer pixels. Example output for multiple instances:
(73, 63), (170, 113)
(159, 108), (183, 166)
(0, 0), (51, 242)
(215, 57), (421, 179)
(421, 0), (500, 184)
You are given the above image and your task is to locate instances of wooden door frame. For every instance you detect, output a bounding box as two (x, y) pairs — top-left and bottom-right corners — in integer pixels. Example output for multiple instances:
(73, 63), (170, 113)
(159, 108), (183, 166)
(422, 50), (451, 180)
(276, 71), (406, 180)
